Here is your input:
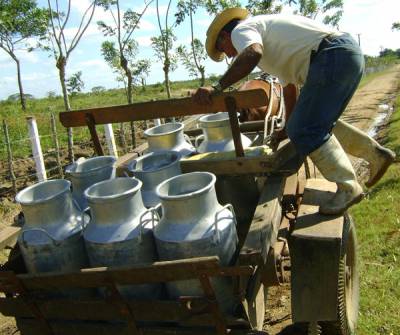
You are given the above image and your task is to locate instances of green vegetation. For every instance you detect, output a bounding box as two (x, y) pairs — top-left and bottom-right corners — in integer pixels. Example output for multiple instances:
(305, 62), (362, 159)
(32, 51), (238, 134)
(0, 78), (214, 160)
(350, 94), (400, 334)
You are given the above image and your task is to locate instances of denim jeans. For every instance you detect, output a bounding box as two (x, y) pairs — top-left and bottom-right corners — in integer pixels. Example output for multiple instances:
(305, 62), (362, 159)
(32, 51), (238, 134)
(286, 33), (365, 156)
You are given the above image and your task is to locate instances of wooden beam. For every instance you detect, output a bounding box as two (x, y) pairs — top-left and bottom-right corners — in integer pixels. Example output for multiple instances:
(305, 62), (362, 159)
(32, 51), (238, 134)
(12, 257), (253, 291)
(290, 178), (343, 323)
(59, 89), (268, 128)
(239, 176), (285, 261)
(0, 226), (20, 251)
(180, 141), (297, 176)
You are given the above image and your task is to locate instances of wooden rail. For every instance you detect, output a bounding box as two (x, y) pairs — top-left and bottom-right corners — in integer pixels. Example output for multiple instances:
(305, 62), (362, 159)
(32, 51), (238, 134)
(59, 89), (268, 127)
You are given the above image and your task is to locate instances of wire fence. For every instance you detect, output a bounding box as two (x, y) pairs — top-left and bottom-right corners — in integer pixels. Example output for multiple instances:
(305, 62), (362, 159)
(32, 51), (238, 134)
(0, 115), (156, 199)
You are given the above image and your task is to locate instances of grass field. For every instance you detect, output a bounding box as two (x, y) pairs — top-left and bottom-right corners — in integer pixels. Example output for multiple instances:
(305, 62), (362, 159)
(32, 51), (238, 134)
(350, 94), (400, 334)
(0, 78), (214, 159)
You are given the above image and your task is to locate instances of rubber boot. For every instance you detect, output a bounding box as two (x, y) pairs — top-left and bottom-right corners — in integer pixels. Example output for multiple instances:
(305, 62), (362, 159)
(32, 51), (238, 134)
(309, 136), (364, 215)
(333, 119), (396, 187)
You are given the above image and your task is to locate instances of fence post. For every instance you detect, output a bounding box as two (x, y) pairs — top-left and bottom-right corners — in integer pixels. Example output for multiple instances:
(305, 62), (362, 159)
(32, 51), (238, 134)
(2, 120), (17, 195)
(26, 116), (47, 182)
(104, 123), (118, 158)
(50, 113), (64, 178)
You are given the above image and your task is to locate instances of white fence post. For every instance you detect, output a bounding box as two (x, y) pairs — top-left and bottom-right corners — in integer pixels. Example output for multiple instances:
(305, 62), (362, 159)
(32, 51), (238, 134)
(104, 123), (118, 158)
(26, 116), (47, 182)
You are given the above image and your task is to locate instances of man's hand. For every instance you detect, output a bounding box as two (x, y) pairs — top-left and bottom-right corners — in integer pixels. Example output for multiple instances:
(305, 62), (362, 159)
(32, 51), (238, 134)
(191, 86), (215, 105)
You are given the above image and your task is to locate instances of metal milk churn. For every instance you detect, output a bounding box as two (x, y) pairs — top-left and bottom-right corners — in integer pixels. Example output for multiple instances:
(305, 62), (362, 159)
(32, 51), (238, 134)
(154, 172), (239, 313)
(83, 177), (161, 299)
(16, 179), (88, 274)
(127, 151), (182, 208)
(195, 112), (252, 153)
(144, 122), (195, 157)
(65, 155), (116, 211)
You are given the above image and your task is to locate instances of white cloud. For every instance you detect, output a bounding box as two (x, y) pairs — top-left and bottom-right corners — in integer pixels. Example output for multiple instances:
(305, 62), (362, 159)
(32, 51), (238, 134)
(196, 19), (211, 28)
(70, 0), (93, 15)
(136, 36), (153, 47)
(340, 0), (400, 55)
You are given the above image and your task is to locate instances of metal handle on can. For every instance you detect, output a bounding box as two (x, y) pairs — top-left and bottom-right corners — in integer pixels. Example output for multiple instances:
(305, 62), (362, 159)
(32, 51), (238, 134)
(184, 133), (193, 146)
(138, 206), (161, 243)
(72, 198), (90, 232)
(21, 228), (60, 247)
(194, 134), (205, 149)
(213, 203), (237, 244)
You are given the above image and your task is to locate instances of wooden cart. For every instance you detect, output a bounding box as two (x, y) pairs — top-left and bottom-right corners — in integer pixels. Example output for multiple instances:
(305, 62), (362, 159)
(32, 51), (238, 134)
(0, 89), (358, 334)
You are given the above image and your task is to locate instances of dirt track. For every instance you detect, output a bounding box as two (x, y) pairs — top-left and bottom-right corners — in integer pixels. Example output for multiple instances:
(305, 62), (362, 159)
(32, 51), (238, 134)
(1, 65), (400, 335)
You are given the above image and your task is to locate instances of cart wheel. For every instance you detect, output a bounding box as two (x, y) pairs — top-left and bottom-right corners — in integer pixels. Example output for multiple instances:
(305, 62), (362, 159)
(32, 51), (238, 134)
(319, 214), (359, 335)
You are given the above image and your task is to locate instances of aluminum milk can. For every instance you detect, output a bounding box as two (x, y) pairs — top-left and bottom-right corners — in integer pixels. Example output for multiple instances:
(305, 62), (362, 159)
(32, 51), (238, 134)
(16, 179), (88, 274)
(83, 177), (161, 299)
(144, 122), (195, 157)
(127, 151), (182, 208)
(154, 172), (238, 313)
(195, 112), (252, 153)
(65, 155), (116, 211)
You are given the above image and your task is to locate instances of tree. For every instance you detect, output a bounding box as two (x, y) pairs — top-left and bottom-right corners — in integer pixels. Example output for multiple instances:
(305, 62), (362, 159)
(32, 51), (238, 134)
(201, 0), (242, 14)
(151, 0), (177, 99)
(91, 86), (106, 93)
(132, 59), (151, 90)
(175, 0), (207, 86)
(243, 0), (344, 27)
(46, 0), (97, 162)
(0, 0), (49, 111)
(176, 40), (207, 85)
(392, 22), (400, 31)
(98, 0), (153, 148)
(97, 0), (153, 104)
(66, 71), (84, 96)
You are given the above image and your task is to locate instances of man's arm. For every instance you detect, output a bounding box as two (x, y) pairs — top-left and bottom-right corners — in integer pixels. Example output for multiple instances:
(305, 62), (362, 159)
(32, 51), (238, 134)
(219, 43), (263, 89)
(192, 43), (263, 105)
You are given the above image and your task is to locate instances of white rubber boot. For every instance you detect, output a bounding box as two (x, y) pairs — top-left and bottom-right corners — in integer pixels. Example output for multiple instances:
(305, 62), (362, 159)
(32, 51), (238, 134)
(333, 119), (395, 187)
(309, 135), (364, 215)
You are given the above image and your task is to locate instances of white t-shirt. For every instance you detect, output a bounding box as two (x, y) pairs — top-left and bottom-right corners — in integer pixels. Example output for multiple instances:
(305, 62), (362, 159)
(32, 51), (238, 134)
(231, 14), (342, 85)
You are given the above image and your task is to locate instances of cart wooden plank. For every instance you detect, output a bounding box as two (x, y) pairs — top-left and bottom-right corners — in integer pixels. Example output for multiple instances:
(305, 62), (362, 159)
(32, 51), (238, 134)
(4, 257), (252, 291)
(59, 89), (268, 128)
(16, 319), (257, 335)
(239, 175), (285, 261)
(0, 226), (20, 250)
(180, 141), (296, 176)
(0, 297), (248, 327)
(290, 178), (343, 323)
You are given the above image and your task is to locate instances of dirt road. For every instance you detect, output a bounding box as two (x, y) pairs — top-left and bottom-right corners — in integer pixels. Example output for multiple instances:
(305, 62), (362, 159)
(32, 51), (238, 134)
(1, 65), (400, 335)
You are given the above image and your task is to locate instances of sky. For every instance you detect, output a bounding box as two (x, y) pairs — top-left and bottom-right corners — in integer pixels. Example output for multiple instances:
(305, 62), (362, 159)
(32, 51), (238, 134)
(0, 0), (400, 100)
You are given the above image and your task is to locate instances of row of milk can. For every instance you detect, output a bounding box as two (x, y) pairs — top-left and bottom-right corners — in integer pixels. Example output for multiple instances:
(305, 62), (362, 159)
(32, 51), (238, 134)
(16, 112), (250, 312)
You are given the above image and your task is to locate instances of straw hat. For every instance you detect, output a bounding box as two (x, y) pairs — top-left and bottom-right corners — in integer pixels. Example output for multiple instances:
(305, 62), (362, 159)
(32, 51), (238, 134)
(206, 8), (249, 62)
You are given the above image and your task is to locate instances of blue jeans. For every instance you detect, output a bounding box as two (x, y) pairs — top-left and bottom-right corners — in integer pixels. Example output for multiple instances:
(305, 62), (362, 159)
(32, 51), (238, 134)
(286, 33), (365, 156)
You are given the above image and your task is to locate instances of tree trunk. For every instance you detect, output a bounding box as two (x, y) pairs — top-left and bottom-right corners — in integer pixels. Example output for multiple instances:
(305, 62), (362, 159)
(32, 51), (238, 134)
(121, 55), (136, 148)
(164, 61), (172, 99)
(200, 68), (205, 87)
(15, 59), (26, 112)
(57, 55), (74, 162)
(163, 62), (174, 123)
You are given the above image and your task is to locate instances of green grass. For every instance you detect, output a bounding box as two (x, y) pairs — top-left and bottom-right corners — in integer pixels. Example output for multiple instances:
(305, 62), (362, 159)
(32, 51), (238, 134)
(350, 94), (400, 334)
(0, 78), (212, 159)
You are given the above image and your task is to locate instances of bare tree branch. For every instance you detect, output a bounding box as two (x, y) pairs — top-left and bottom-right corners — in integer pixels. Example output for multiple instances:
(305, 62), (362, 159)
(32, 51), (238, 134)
(122, 0), (154, 50)
(68, 1), (96, 56)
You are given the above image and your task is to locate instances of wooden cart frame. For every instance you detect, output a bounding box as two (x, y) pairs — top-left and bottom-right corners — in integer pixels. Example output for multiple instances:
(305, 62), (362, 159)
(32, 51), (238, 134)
(0, 89), (357, 335)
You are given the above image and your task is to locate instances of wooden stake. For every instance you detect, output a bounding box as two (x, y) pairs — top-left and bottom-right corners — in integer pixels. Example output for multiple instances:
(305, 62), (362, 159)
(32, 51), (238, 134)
(2, 120), (17, 195)
(50, 113), (64, 178)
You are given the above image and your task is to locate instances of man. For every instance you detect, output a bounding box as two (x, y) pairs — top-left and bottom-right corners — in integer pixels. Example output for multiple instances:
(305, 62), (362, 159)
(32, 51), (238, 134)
(192, 8), (381, 215)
